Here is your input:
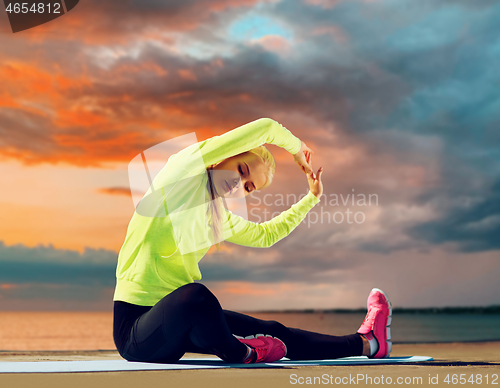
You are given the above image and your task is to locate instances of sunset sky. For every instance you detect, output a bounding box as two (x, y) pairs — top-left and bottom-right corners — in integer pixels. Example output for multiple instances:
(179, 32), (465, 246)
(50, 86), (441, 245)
(0, 0), (499, 311)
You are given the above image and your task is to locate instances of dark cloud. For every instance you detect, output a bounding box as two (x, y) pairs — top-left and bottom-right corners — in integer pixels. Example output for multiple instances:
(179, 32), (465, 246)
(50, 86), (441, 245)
(0, 241), (117, 287)
(0, 0), (258, 40)
(0, 241), (116, 307)
(0, 260), (116, 286)
(408, 178), (500, 252)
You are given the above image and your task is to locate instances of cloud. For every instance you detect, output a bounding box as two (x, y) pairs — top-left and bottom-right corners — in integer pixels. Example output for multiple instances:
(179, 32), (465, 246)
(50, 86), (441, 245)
(0, 0), (265, 43)
(97, 186), (133, 197)
(408, 178), (500, 252)
(0, 0), (410, 166)
(0, 241), (117, 287)
(0, 240), (117, 308)
(3, 0), (497, 177)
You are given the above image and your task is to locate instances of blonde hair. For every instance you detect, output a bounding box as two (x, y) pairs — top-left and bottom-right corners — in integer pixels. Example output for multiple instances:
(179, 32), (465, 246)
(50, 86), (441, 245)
(207, 145), (275, 250)
(248, 145), (275, 189)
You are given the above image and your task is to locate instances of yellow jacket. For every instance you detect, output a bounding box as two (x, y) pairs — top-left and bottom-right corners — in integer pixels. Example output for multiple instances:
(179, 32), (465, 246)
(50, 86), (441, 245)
(113, 118), (320, 306)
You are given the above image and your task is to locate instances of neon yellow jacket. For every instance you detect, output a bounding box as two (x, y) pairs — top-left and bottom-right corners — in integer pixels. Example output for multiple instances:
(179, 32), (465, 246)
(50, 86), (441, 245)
(113, 118), (320, 306)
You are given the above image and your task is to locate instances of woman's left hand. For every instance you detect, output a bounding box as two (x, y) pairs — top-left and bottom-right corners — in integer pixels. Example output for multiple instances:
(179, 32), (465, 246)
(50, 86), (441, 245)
(293, 141), (314, 175)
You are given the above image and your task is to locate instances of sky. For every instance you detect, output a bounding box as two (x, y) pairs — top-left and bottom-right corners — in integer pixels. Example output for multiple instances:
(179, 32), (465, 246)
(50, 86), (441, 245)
(0, 0), (499, 311)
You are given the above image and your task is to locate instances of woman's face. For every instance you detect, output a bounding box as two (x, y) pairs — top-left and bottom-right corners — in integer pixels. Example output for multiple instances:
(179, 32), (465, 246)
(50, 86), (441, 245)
(211, 152), (269, 197)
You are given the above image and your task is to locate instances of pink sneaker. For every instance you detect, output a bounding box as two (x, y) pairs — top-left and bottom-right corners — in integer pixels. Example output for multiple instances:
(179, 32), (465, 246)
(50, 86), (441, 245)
(237, 334), (287, 363)
(357, 288), (392, 358)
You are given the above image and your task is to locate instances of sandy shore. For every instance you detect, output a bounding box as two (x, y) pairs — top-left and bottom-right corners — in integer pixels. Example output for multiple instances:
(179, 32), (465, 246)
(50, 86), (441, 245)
(1, 342), (499, 388)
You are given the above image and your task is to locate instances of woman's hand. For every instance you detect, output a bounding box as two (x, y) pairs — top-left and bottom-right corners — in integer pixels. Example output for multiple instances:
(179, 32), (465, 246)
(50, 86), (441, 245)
(304, 150), (323, 198)
(293, 141), (314, 175)
(307, 167), (324, 199)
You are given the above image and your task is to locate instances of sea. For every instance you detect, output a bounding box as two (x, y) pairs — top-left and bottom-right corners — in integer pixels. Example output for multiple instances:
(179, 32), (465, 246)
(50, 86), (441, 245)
(1, 311), (499, 351)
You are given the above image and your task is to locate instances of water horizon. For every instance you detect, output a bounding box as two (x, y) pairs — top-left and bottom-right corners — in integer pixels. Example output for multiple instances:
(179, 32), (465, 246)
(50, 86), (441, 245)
(1, 310), (500, 351)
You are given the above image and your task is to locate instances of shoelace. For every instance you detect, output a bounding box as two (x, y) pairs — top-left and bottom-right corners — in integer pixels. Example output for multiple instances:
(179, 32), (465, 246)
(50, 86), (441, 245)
(361, 307), (381, 326)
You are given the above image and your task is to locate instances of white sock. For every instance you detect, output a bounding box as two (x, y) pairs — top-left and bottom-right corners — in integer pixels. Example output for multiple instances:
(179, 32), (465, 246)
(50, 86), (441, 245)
(364, 333), (379, 356)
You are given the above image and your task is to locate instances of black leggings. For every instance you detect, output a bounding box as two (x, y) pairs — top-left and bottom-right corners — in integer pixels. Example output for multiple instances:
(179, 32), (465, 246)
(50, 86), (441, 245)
(113, 283), (363, 363)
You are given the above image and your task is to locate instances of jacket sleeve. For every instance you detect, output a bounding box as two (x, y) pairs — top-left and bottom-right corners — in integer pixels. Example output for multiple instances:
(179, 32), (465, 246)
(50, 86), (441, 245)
(198, 118), (302, 168)
(222, 191), (320, 248)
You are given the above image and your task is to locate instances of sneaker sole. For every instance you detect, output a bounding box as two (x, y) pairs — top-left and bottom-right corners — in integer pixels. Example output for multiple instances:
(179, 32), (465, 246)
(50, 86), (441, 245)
(371, 288), (392, 358)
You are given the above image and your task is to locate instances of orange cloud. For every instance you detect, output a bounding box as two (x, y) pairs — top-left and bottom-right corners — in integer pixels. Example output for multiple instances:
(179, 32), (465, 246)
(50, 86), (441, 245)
(0, 61), (167, 166)
(55, 108), (110, 128)
(178, 69), (198, 81)
(0, 94), (19, 109)
(255, 35), (291, 54)
(97, 187), (133, 197)
(0, 62), (91, 102)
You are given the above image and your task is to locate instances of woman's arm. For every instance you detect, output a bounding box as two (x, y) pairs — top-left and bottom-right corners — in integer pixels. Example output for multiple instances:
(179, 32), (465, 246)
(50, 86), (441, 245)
(199, 118), (302, 168)
(222, 158), (323, 247)
(222, 191), (320, 248)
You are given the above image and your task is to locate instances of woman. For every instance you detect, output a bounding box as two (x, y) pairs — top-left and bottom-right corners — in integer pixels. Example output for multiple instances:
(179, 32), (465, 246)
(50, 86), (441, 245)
(113, 118), (392, 364)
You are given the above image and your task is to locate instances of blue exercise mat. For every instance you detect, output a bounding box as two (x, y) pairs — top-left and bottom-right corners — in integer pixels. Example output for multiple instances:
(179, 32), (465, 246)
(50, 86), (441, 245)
(0, 356), (433, 373)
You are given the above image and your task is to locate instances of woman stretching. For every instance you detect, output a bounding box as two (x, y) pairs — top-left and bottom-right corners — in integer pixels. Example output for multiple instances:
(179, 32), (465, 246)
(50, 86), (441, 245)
(113, 118), (392, 363)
